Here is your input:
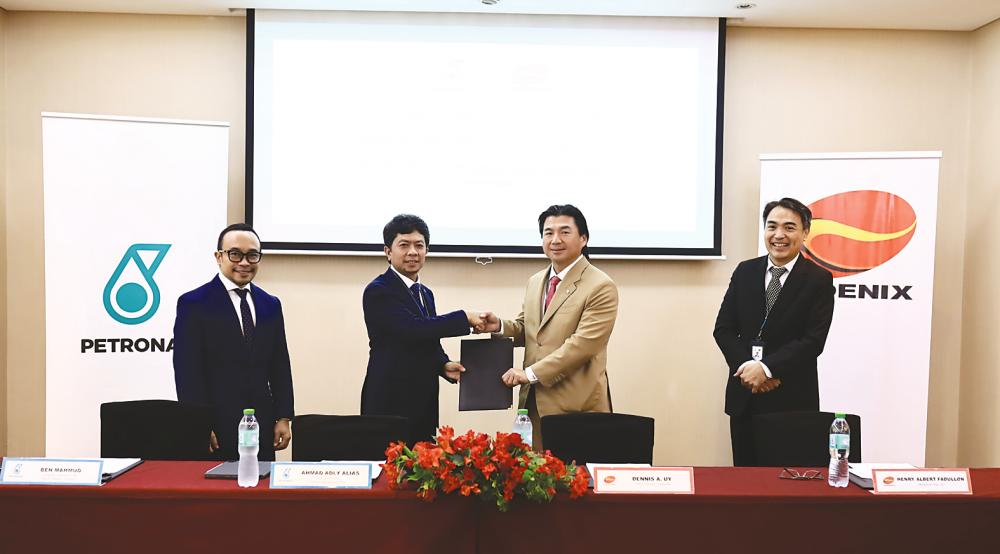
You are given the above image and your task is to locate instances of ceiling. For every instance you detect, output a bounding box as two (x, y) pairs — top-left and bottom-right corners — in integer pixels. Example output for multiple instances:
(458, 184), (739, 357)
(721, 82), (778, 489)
(0, 0), (997, 32)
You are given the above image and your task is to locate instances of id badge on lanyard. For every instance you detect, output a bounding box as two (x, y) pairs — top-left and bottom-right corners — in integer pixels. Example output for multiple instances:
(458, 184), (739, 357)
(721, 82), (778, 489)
(750, 338), (765, 362)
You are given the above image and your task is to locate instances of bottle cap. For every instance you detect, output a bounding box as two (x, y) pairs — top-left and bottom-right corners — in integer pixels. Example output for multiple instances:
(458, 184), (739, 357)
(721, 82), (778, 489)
(835, 412), (846, 418)
(244, 408), (255, 415)
(517, 408), (528, 415)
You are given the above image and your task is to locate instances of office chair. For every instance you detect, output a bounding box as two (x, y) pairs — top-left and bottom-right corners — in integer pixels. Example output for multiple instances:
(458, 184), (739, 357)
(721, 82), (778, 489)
(540, 412), (655, 466)
(752, 411), (862, 467)
(292, 414), (409, 461)
(100, 399), (213, 460)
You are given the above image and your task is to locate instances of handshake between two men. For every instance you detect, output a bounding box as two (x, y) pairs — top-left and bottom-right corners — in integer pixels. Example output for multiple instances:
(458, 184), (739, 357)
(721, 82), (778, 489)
(362, 208), (618, 448)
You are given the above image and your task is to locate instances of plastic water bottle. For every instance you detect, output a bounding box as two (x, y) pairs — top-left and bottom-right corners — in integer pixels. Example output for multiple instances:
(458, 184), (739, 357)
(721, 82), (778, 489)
(828, 413), (850, 488)
(512, 408), (532, 449)
(237, 408), (260, 488)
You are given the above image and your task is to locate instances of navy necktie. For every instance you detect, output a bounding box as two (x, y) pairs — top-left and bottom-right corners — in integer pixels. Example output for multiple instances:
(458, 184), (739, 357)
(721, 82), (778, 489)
(410, 283), (428, 317)
(234, 288), (255, 342)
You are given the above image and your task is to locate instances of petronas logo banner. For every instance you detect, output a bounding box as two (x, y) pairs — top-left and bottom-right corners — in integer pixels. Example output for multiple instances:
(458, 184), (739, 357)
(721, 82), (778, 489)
(42, 112), (228, 456)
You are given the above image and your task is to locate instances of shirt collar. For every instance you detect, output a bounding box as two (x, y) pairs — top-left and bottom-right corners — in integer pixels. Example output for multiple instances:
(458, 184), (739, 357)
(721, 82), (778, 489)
(389, 265), (421, 289)
(767, 252), (800, 274)
(549, 254), (585, 281)
(218, 272), (252, 292)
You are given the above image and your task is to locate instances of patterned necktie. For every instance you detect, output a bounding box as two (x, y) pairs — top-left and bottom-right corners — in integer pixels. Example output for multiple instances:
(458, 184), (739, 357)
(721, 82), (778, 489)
(233, 288), (255, 342)
(765, 266), (788, 315)
(544, 276), (561, 312)
(410, 283), (428, 317)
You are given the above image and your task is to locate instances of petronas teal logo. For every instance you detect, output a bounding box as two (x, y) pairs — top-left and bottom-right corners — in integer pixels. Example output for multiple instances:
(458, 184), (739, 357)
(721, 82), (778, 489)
(103, 244), (171, 325)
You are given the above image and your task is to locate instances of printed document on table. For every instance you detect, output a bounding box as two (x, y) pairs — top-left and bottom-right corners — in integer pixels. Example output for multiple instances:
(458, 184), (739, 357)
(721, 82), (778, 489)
(848, 462), (916, 489)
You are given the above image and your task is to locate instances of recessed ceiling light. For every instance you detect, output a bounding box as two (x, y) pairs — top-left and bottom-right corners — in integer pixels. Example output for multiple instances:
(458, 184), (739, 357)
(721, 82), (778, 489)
(736, 2), (757, 8)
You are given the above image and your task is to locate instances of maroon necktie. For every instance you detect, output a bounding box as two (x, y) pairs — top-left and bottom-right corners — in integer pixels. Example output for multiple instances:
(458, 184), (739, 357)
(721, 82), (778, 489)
(544, 276), (561, 312)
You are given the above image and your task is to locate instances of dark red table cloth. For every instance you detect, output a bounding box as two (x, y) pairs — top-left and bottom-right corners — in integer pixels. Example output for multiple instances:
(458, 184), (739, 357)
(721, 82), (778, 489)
(1, 462), (997, 554)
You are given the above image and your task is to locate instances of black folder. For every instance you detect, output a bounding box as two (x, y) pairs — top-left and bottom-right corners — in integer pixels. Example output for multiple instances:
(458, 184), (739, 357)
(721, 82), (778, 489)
(204, 461), (271, 480)
(459, 338), (514, 411)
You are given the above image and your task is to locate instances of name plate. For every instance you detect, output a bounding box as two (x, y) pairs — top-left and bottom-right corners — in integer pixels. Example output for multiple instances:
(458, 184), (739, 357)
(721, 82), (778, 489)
(872, 469), (972, 495)
(269, 462), (372, 489)
(592, 466), (695, 494)
(1, 458), (103, 486)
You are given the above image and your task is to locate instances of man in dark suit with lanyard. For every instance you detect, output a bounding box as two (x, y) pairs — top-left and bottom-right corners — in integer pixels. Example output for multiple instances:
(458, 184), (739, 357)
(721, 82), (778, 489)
(173, 223), (294, 461)
(360, 214), (487, 445)
(714, 198), (835, 466)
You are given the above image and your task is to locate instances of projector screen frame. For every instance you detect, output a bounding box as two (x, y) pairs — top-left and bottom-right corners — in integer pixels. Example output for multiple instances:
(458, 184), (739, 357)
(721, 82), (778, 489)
(245, 9), (727, 259)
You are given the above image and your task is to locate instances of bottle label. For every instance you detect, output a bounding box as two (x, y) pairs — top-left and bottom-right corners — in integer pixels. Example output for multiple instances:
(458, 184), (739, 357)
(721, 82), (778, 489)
(829, 433), (849, 450)
(239, 428), (259, 448)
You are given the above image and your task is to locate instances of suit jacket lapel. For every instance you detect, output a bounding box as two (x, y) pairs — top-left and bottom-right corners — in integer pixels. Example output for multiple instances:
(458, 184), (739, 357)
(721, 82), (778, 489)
(751, 256), (768, 319)
(539, 258), (588, 330)
(525, 271), (545, 329)
(385, 268), (425, 317)
(424, 285), (437, 317)
(210, 275), (246, 347)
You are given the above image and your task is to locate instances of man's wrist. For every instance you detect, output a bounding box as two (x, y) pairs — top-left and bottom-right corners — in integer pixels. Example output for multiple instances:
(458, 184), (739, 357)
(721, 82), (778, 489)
(525, 366), (539, 384)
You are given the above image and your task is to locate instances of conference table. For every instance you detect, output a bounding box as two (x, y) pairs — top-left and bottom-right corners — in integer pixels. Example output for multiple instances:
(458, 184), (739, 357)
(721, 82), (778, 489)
(0, 461), (997, 553)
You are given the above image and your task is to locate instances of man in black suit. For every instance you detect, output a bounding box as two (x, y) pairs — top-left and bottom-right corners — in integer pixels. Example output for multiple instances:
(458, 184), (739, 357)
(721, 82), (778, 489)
(173, 223), (294, 461)
(714, 198), (835, 466)
(360, 214), (487, 445)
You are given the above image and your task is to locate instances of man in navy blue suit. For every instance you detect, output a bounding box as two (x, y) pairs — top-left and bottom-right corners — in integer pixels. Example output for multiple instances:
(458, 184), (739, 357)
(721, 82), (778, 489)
(173, 223), (294, 461)
(361, 214), (486, 445)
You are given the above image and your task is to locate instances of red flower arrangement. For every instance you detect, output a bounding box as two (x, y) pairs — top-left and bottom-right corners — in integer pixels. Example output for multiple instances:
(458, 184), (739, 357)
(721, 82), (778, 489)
(383, 426), (589, 512)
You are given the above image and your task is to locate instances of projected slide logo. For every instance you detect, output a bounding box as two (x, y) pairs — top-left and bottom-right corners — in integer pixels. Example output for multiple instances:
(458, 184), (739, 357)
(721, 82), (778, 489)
(803, 190), (916, 278)
(102, 243), (171, 325)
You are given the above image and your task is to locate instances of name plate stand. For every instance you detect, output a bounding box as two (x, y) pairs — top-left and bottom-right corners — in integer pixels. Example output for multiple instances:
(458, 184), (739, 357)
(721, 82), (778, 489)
(872, 468), (972, 495)
(269, 462), (372, 489)
(0, 458), (104, 486)
(592, 466), (695, 494)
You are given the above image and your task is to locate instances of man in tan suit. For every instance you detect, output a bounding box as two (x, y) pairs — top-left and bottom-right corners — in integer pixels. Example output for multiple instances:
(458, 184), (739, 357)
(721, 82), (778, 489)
(482, 205), (619, 448)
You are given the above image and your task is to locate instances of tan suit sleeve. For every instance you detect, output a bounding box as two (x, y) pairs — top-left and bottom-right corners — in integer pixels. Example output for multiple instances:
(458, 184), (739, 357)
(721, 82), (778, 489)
(530, 279), (618, 386)
(500, 311), (526, 347)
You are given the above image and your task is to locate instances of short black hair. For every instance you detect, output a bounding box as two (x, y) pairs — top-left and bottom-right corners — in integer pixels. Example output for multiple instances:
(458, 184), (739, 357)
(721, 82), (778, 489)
(538, 204), (590, 259)
(383, 214), (430, 247)
(217, 223), (261, 250)
(762, 198), (812, 231)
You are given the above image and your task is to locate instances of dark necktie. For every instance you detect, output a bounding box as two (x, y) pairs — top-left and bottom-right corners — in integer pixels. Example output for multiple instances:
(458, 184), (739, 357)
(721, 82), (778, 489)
(234, 288), (255, 342)
(544, 276), (561, 312)
(410, 283), (428, 317)
(765, 266), (787, 315)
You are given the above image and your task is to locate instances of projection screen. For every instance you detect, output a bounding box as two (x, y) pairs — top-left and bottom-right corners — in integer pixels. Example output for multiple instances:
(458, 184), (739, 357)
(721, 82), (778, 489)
(249, 10), (725, 258)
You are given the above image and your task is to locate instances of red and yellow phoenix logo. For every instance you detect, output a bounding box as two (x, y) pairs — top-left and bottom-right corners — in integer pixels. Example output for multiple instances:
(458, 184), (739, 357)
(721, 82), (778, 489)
(803, 190), (916, 278)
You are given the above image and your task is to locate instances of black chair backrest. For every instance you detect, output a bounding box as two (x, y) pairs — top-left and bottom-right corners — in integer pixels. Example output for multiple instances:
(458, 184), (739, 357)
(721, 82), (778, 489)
(292, 415), (409, 461)
(540, 412), (654, 466)
(100, 400), (213, 460)
(752, 411), (862, 467)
